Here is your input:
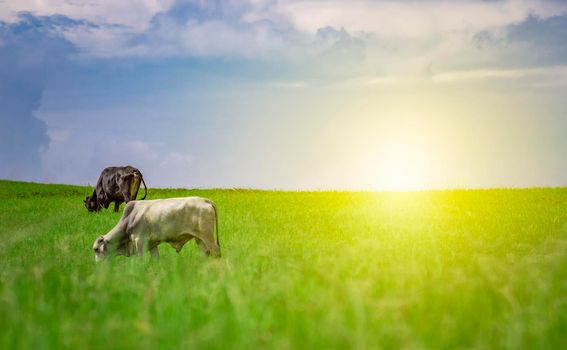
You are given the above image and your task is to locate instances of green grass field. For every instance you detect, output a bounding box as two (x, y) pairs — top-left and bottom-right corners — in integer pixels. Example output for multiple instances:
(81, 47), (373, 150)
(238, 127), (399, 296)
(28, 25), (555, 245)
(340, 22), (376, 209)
(1, 180), (566, 349)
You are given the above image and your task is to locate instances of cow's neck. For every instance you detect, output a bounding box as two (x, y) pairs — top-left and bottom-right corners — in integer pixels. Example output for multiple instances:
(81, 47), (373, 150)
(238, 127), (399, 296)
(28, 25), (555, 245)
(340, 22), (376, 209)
(104, 222), (126, 243)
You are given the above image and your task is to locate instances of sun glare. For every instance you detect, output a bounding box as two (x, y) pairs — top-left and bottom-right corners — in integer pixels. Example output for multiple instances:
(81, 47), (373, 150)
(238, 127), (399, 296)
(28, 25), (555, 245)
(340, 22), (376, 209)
(378, 148), (428, 191)
(369, 133), (432, 192)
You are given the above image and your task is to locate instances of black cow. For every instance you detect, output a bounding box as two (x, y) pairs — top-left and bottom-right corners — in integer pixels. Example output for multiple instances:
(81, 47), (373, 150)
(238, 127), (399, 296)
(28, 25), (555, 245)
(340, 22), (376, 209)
(84, 166), (147, 212)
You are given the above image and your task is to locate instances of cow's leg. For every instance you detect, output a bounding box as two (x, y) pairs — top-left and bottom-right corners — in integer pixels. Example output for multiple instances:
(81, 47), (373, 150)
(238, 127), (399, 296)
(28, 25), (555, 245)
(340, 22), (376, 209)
(207, 240), (221, 257)
(123, 182), (132, 202)
(169, 234), (192, 253)
(195, 238), (210, 255)
(195, 234), (221, 257)
(121, 177), (134, 203)
(150, 246), (160, 260)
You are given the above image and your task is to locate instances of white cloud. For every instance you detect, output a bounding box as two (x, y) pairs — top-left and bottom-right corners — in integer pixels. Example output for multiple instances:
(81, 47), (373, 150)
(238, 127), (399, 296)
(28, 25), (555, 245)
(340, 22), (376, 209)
(263, 64), (567, 91)
(179, 19), (279, 58)
(0, 0), (176, 57)
(432, 68), (529, 83)
(273, 0), (567, 37)
(3, 0), (565, 60)
(0, 0), (174, 30)
(3, 0), (567, 83)
(431, 65), (567, 85)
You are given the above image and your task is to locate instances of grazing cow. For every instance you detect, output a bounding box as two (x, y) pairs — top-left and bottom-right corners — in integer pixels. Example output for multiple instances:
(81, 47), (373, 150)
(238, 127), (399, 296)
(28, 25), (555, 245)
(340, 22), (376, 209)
(92, 197), (221, 262)
(84, 166), (147, 212)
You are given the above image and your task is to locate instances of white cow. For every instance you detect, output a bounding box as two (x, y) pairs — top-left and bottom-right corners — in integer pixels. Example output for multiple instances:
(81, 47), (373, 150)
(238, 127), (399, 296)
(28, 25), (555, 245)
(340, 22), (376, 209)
(93, 197), (220, 262)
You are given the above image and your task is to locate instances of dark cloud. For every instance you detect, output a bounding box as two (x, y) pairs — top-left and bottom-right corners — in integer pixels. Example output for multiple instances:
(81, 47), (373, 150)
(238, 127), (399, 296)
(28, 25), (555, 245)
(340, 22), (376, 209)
(316, 26), (366, 59)
(472, 30), (501, 49)
(154, 0), (278, 24)
(507, 14), (567, 66)
(0, 13), (77, 181)
(473, 14), (567, 68)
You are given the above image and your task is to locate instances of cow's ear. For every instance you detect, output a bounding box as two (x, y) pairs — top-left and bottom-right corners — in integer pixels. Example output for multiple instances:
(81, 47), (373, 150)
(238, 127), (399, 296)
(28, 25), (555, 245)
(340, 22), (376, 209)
(97, 236), (105, 243)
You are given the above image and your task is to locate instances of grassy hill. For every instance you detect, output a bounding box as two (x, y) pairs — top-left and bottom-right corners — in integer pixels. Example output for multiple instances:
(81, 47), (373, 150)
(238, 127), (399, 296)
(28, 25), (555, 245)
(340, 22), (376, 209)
(1, 180), (566, 349)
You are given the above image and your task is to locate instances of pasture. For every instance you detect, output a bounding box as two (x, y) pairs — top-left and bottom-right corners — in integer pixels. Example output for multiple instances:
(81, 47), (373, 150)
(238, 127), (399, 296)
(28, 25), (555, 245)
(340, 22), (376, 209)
(1, 180), (566, 349)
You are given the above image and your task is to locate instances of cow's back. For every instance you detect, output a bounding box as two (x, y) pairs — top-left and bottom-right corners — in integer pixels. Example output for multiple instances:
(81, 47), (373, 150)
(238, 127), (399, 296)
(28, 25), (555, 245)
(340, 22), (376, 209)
(99, 166), (140, 197)
(125, 197), (215, 240)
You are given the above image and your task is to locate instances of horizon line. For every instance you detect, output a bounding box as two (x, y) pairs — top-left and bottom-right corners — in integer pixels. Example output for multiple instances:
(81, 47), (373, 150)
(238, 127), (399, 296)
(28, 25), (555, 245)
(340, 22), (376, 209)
(2, 179), (567, 194)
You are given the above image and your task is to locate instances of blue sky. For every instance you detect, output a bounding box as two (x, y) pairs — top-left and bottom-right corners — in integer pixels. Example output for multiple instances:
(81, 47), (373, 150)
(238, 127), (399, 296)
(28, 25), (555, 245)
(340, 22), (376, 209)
(1, 0), (567, 190)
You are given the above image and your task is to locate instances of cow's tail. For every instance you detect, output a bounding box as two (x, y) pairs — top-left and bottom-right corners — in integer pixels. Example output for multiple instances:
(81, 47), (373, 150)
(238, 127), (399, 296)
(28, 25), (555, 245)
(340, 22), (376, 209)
(210, 200), (220, 251)
(140, 175), (147, 200)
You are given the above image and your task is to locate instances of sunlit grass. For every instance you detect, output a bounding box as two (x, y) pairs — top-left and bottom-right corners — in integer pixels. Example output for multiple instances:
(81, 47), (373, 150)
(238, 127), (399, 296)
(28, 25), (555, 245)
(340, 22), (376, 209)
(1, 180), (566, 349)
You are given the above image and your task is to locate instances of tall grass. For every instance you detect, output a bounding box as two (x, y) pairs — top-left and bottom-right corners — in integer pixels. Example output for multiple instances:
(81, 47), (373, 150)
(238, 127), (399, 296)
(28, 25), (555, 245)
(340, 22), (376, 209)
(1, 180), (566, 349)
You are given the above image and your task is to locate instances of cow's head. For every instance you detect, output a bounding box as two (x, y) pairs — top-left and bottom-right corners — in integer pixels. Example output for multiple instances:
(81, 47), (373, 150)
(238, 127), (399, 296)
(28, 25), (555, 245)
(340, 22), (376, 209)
(84, 196), (99, 212)
(93, 236), (109, 262)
